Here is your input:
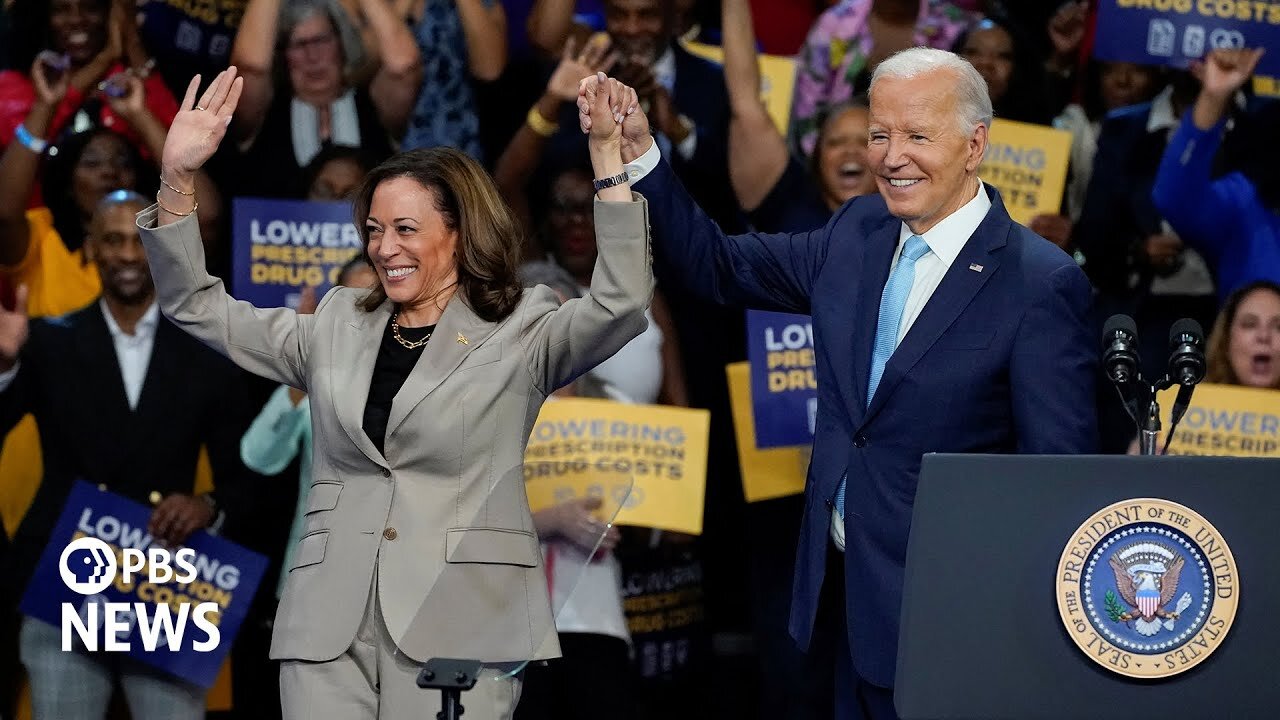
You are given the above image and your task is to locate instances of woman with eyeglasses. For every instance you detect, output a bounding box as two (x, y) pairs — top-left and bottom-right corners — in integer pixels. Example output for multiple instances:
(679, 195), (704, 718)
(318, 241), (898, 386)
(229, 0), (420, 198)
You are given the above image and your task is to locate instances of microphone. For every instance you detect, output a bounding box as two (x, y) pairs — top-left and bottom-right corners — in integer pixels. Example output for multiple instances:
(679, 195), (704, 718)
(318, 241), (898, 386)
(1168, 318), (1207, 387)
(1102, 314), (1141, 385)
(1163, 319), (1206, 454)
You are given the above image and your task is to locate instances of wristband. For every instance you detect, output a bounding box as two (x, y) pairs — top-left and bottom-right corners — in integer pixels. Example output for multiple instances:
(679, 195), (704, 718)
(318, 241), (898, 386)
(526, 106), (559, 138)
(15, 124), (47, 154)
(592, 170), (629, 192)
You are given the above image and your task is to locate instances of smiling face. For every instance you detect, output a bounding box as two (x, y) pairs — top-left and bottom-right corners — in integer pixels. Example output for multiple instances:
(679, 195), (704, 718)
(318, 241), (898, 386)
(1227, 288), (1280, 388)
(816, 105), (875, 209)
(363, 176), (459, 315)
(868, 70), (986, 234)
(605, 0), (666, 65)
(48, 0), (107, 66)
(86, 201), (153, 305)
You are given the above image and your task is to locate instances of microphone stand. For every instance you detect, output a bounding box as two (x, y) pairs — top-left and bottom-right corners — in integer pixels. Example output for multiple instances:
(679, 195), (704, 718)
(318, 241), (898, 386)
(1137, 375), (1176, 456)
(417, 658), (483, 720)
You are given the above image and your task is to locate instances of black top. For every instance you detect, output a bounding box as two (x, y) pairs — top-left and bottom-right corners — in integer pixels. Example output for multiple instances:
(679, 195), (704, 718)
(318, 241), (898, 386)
(362, 317), (436, 456)
(748, 156), (832, 234)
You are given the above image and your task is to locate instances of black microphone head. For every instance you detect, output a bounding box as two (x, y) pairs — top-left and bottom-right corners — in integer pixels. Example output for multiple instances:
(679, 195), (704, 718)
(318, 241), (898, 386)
(1169, 318), (1205, 346)
(1105, 314), (1138, 340)
(1168, 318), (1207, 386)
(1102, 314), (1140, 384)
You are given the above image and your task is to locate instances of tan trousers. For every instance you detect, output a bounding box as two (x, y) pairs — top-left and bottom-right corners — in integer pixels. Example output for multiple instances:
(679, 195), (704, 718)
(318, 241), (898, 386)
(279, 568), (522, 720)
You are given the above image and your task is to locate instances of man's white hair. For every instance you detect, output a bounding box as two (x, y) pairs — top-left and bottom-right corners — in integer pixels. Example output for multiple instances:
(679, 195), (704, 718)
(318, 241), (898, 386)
(869, 47), (994, 134)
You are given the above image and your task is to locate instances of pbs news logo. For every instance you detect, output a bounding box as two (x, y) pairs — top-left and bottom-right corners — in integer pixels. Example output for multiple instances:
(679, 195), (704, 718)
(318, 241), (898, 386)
(59, 536), (220, 653)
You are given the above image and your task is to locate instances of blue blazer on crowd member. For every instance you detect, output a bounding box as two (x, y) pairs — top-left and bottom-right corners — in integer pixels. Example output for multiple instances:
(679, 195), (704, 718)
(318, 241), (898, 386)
(633, 156), (1099, 690)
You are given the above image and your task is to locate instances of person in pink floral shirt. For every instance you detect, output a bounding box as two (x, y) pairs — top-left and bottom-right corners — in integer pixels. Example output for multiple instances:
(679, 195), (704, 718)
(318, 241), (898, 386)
(789, 0), (979, 158)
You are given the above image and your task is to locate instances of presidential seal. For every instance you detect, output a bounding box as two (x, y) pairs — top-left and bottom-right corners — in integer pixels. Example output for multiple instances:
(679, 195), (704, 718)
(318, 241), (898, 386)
(1055, 498), (1238, 679)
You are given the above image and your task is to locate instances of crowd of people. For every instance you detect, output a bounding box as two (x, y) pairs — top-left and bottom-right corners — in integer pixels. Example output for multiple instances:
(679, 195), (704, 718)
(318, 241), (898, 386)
(0, 0), (1276, 718)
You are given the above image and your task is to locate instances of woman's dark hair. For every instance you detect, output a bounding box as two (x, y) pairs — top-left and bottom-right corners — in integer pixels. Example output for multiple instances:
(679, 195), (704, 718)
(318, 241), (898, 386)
(1204, 280), (1280, 388)
(952, 14), (1056, 125)
(353, 147), (524, 321)
(336, 254), (371, 286)
(299, 145), (378, 197)
(42, 128), (150, 252)
(6, 0), (109, 70)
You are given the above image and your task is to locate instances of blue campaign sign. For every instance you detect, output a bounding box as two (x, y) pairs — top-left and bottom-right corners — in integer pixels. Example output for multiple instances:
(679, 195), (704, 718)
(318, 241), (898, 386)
(232, 198), (364, 308)
(19, 481), (268, 688)
(746, 310), (817, 448)
(1094, 0), (1280, 74)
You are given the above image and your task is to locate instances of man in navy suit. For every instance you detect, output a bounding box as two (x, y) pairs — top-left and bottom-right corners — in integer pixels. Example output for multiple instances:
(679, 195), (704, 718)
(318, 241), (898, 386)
(580, 47), (1098, 718)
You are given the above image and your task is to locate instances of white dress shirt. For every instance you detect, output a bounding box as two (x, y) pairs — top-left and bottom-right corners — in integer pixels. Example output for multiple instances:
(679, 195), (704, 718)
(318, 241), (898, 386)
(101, 300), (161, 410)
(0, 301), (160, 403)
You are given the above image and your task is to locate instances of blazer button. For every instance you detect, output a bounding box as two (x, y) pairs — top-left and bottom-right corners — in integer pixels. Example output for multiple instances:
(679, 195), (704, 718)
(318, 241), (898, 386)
(853, 435), (867, 448)
(381, 468), (391, 478)
(383, 527), (398, 541)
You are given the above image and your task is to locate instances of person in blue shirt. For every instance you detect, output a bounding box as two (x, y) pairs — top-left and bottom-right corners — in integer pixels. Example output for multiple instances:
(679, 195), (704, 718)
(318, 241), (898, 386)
(1153, 47), (1280, 301)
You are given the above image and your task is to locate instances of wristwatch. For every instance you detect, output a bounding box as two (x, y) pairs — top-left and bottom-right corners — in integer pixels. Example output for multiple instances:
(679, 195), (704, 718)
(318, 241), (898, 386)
(593, 171), (630, 192)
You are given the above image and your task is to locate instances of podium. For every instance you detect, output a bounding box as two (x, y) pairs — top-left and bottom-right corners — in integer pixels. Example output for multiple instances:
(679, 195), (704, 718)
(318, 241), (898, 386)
(895, 453), (1280, 719)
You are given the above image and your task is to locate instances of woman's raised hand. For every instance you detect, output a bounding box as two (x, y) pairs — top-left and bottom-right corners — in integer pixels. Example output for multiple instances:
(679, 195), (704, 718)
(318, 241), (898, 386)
(161, 68), (245, 180)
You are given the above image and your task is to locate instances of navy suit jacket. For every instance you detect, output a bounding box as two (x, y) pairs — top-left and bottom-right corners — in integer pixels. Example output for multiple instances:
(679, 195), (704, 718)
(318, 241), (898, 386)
(635, 159), (1099, 687)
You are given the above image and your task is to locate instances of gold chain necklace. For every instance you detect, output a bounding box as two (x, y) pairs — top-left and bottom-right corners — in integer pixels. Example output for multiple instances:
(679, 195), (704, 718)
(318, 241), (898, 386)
(391, 313), (433, 349)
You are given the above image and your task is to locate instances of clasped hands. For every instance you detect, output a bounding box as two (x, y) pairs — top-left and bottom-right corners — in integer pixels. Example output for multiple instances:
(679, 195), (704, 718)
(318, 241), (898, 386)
(575, 72), (654, 164)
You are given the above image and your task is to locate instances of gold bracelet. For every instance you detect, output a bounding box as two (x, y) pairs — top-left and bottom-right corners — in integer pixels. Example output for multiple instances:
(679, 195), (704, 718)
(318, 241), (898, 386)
(526, 106), (559, 138)
(156, 192), (198, 217)
(160, 175), (195, 196)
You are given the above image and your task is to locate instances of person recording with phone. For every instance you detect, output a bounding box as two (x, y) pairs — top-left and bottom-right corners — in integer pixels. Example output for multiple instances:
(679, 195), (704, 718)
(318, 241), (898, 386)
(1, 0), (178, 173)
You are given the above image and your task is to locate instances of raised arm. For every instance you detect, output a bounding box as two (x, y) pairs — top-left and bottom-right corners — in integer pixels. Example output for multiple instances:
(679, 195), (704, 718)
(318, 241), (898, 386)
(493, 36), (614, 239)
(228, 0), (282, 142)
(0, 46), (119, 267)
(523, 75), (651, 393)
(526, 0), (576, 56)
(580, 79), (833, 314)
(456, 0), (508, 82)
(364, 0), (422, 137)
(105, 73), (168, 161)
(723, 0), (788, 212)
(143, 69), (331, 389)
(1151, 48), (1262, 261)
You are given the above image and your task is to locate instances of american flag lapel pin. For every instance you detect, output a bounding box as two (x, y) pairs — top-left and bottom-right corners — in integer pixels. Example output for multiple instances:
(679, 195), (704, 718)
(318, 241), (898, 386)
(969, 263), (984, 273)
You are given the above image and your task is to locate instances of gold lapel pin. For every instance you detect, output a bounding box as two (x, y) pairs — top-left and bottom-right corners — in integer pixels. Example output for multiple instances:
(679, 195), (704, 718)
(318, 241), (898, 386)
(457, 333), (469, 345)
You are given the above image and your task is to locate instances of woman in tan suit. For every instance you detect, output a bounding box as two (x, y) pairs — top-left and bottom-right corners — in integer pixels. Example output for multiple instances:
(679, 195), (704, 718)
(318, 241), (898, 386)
(137, 67), (650, 719)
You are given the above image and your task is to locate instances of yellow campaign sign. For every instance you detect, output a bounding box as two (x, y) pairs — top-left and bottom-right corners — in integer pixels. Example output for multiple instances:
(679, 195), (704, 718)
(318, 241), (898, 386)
(1159, 382), (1280, 457)
(725, 362), (808, 502)
(682, 40), (797, 135)
(979, 119), (1072, 225)
(524, 398), (710, 535)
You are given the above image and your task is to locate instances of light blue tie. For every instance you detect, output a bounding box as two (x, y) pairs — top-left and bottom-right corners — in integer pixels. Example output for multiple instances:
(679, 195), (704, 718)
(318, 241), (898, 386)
(835, 234), (930, 519)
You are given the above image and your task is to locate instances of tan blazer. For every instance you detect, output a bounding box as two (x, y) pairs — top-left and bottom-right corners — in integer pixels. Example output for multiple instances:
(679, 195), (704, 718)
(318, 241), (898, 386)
(136, 195), (653, 664)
